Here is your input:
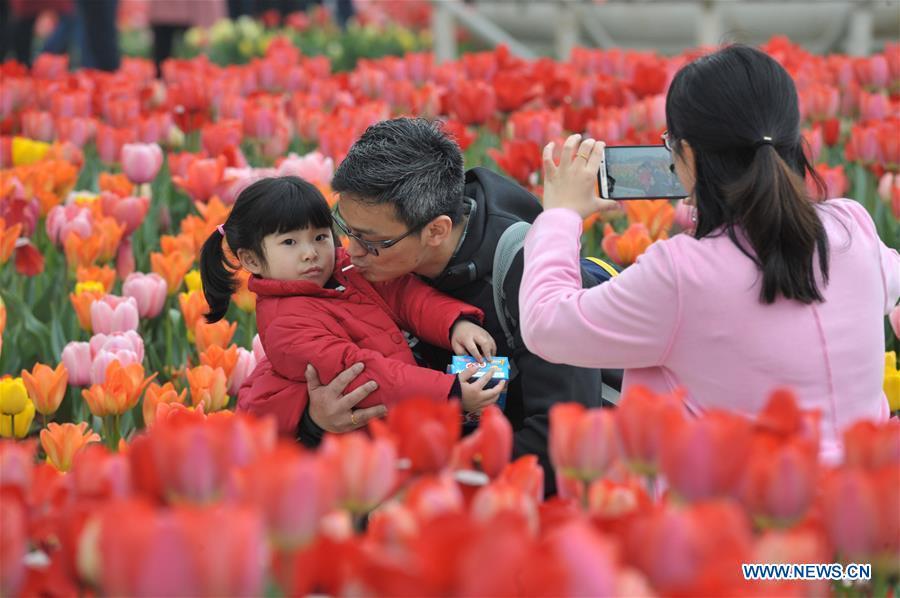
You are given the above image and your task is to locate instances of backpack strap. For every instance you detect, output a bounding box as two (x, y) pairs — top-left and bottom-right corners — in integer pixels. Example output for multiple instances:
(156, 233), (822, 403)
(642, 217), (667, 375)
(492, 221), (531, 351)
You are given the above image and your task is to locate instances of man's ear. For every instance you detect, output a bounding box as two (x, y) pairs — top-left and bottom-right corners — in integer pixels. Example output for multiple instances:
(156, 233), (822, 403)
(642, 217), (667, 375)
(237, 248), (264, 275)
(421, 215), (453, 247)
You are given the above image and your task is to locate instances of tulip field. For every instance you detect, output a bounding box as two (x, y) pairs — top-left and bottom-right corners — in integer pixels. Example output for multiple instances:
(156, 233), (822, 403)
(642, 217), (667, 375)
(1, 5), (899, 595)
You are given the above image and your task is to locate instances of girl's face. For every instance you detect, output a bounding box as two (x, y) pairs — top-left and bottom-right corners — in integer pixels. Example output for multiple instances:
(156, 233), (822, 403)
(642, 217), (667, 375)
(242, 226), (335, 286)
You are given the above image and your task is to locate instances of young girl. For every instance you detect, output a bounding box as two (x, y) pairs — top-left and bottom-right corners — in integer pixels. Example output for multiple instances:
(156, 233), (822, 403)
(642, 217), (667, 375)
(199, 176), (504, 436)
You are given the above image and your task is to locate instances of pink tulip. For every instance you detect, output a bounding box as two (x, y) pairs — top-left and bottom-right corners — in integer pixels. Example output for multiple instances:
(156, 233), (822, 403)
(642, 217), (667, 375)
(228, 348), (257, 396)
(100, 192), (150, 236)
(471, 480), (539, 535)
(90, 349), (141, 385)
(275, 151), (334, 186)
(738, 439), (818, 525)
(320, 432), (397, 515)
(121, 143), (164, 184)
(252, 334), (266, 362)
(46, 203), (93, 246)
(890, 305), (900, 340)
(20, 109), (55, 141)
(802, 126), (823, 163)
(123, 272), (167, 318)
(90, 330), (145, 362)
(90, 295), (139, 335)
(0, 499), (26, 597)
(116, 238), (135, 280)
(858, 90), (888, 122)
(62, 341), (93, 386)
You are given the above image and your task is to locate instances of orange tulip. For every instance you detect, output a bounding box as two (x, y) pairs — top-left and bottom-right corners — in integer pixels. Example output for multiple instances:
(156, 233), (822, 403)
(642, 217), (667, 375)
(172, 155), (227, 203)
(232, 269), (256, 313)
(40, 422), (100, 472)
(94, 216), (126, 263)
(185, 365), (229, 412)
(76, 265), (117, 293)
(69, 286), (105, 332)
(21, 363), (68, 416)
(194, 197), (231, 230)
(151, 250), (193, 295)
(194, 319), (237, 353)
(0, 295), (6, 335)
(82, 361), (155, 417)
(0, 218), (22, 264)
(178, 290), (210, 341)
(98, 172), (134, 197)
(179, 214), (215, 257)
(142, 381), (187, 427)
(601, 223), (653, 266)
(63, 232), (103, 270)
(199, 344), (239, 382)
(160, 233), (197, 264)
(624, 200), (675, 241)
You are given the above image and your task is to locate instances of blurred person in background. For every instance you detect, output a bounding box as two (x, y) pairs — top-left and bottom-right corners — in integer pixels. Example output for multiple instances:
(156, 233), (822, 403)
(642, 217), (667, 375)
(148, 0), (225, 76)
(3, 0), (73, 66)
(78, 0), (119, 71)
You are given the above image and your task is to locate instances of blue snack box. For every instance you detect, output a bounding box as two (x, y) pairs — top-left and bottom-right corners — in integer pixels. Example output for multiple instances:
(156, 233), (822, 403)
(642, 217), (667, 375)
(448, 356), (511, 412)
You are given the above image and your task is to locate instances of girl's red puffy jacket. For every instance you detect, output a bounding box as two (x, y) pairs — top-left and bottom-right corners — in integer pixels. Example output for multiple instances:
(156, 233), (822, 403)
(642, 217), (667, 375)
(237, 249), (483, 435)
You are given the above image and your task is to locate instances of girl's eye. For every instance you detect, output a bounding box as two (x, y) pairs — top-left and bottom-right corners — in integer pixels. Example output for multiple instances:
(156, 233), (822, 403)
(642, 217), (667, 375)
(315, 234), (329, 242)
(282, 239), (295, 246)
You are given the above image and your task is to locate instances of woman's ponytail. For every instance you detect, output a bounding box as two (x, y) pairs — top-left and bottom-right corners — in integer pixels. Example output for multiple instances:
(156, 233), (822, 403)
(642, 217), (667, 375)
(199, 228), (238, 323)
(723, 143), (829, 304)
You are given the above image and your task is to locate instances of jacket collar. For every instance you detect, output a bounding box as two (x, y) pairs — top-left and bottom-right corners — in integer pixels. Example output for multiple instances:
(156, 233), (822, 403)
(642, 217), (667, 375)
(248, 248), (353, 299)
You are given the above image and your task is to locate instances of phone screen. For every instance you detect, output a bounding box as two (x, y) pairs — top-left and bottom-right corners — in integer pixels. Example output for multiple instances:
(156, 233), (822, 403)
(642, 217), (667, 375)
(599, 145), (688, 200)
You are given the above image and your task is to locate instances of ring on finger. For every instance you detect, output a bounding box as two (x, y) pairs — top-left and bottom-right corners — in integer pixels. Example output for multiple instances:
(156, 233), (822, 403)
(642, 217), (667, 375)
(350, 410), (357, 426)
(577, 152), (591, 161)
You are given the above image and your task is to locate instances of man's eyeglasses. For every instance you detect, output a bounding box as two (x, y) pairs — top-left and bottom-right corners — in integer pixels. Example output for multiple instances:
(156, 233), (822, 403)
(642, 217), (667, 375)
(332, 206), (420, 257)
(661, 130), (675, 153)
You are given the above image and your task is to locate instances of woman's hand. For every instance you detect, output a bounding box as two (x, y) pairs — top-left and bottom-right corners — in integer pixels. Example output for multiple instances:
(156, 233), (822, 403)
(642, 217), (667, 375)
(451, 319), (496, 362)
(306, 362), (386, 433)
(542, 134), (619, 219)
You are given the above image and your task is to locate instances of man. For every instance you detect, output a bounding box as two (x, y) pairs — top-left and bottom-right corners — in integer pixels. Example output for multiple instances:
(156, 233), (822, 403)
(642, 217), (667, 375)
(297, 117), (606, 494)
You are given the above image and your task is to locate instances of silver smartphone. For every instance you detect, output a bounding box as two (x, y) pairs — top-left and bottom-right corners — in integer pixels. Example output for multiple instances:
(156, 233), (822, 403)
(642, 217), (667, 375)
(598, 145), (688, 200)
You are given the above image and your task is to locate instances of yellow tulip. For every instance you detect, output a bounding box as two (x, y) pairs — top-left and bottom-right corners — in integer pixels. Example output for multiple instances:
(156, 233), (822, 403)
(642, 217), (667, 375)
(184, 269), (203, 294)
(0, 397), (35, 438)
(885, 352), (900, 412)
(11, 136), (50, 166)
(75, 280), (106, 295)
(0, 377), (30, 415)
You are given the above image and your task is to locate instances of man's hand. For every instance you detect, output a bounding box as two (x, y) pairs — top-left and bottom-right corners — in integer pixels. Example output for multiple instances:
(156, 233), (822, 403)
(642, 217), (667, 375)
(306, 362), (386, 433)
(451, 319), (497, 362)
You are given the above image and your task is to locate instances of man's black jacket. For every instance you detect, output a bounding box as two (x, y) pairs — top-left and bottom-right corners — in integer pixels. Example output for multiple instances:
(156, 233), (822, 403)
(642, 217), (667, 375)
(416, 167), (604, 496)
(299, 167), (605, 496)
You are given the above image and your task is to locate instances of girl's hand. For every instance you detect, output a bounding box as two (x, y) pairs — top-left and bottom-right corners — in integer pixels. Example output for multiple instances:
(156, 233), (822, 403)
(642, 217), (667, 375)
(542, 134), (619, 219)
(457, 365), (505, 413)
(451, 319), (496, 362)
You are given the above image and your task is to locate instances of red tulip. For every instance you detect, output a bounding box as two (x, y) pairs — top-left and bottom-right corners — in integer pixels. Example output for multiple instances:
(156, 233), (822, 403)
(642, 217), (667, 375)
(660, 410), (753, 501)
(50, 88), (91, 118)
(453, 405), (511, 479)
(446, 81), (497, 126)
(135, 111), (173, 145)
(738, 437), (818, 526)
(172, 156), (228, 203)
(470, 479), (540, 535)
(376, 397), (460, 475)
(14, 240), (44, 276)
(487, 138), (541, 186)
(549, 403), (619, 485)
(508, 108), (564, 147)
(615, 385), (684, 476)
(520, 520), (619, 596)
(807, 163), (848, 199)
(55, 116), (96, 147)
(402, 473), (465, 522)
(853, 54), (890, 88)
(80, 500), (267, 596)
(629, 58), (668, 98)
(624, 501), (754, 596)
(493, 70), (540, 112)
(242, 443), (338, 549)
(120, 143), (163, 185)
(100, 191), (150, 236)
(201, 119), (243, 158)
(842, 419), (900, 470)
(497, 455), (545, 504)
(95, 123), (135, 165)
(20, 109), (54, 141)
(320, 432), (397, 515)
(0, 496), (26, 597)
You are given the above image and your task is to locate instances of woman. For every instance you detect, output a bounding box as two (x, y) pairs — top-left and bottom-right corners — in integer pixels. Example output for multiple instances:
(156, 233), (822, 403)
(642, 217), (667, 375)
(519, 45), (899, 463)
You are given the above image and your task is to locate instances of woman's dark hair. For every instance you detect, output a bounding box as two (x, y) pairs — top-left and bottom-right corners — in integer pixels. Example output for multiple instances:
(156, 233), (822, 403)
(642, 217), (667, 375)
(199, 176), (333, 323)
(665, 44), (829, 304)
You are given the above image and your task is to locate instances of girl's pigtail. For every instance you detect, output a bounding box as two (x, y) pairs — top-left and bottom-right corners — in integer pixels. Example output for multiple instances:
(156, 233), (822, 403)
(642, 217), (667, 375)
(199, 227), (238, 323)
